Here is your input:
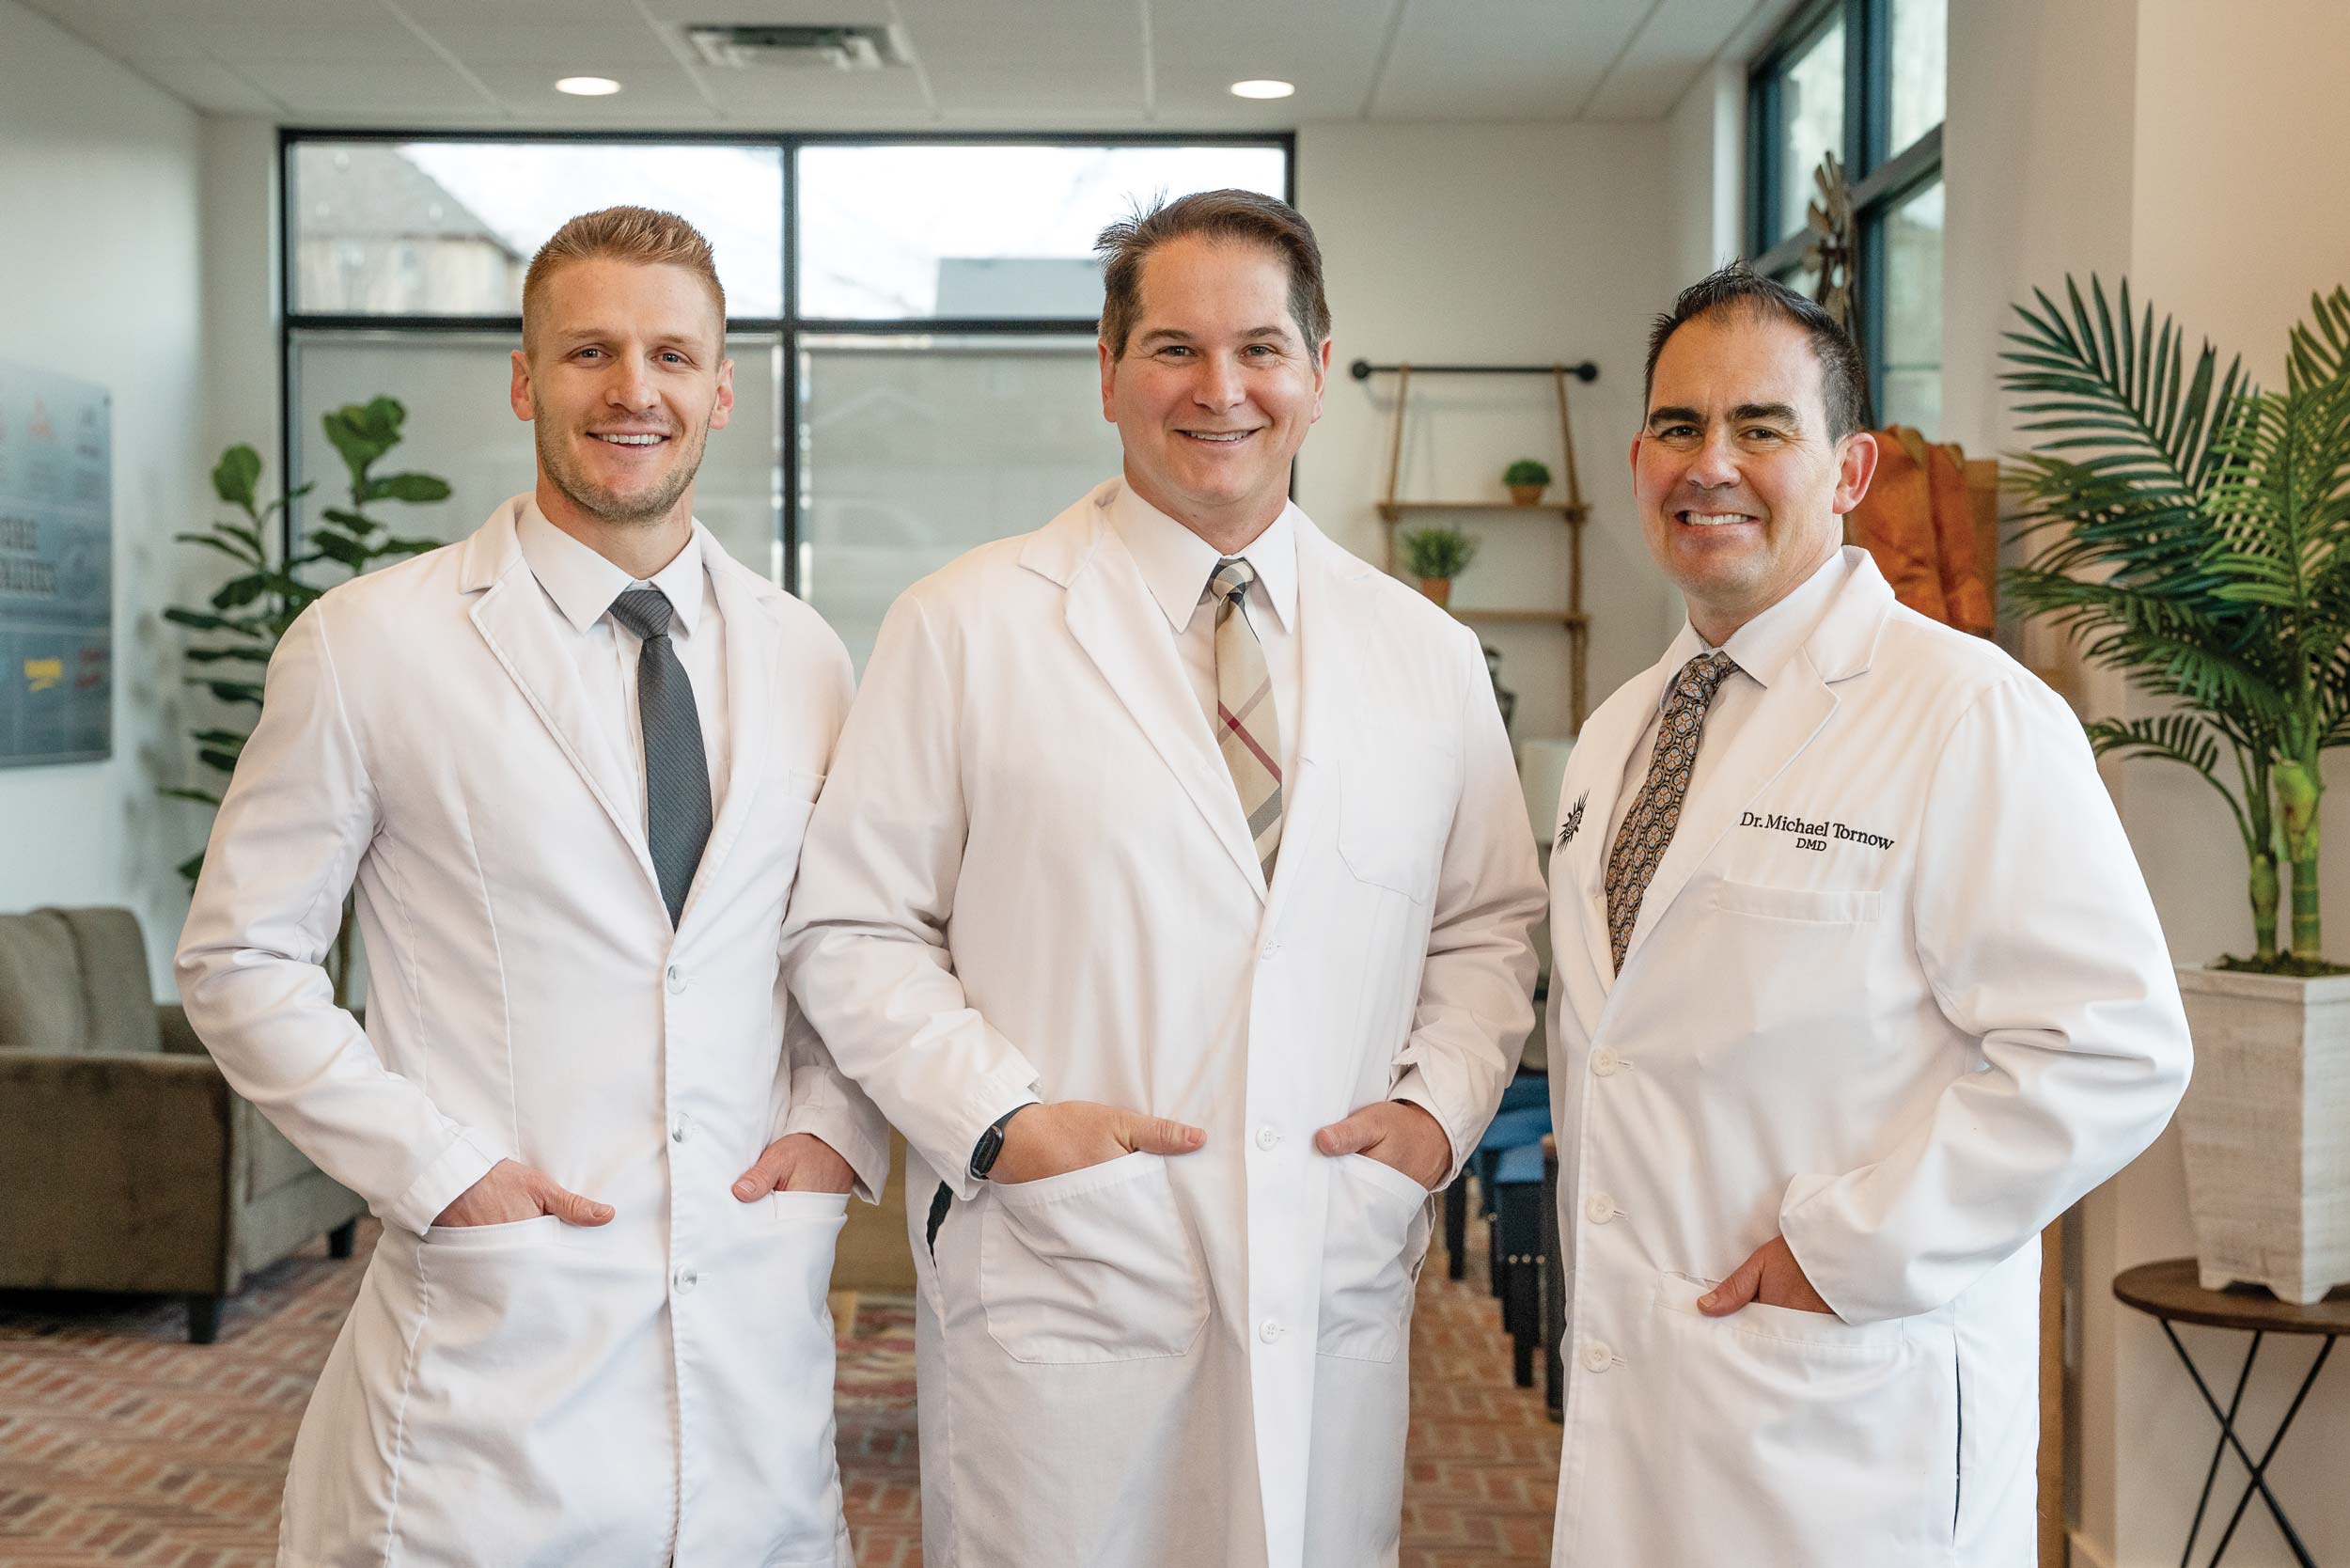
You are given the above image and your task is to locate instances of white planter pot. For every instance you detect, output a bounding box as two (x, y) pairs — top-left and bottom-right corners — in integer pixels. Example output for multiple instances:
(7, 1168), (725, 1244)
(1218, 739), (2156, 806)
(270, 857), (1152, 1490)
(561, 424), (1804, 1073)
(2174, 965), (2350, 1305)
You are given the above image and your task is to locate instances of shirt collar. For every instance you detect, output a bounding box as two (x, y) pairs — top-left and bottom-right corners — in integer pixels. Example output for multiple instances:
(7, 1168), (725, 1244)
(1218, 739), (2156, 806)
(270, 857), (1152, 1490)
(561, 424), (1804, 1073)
(518, 498), (706, 637)
(1660, 545), (1853, 711)
(1106, 478), (1298, 635)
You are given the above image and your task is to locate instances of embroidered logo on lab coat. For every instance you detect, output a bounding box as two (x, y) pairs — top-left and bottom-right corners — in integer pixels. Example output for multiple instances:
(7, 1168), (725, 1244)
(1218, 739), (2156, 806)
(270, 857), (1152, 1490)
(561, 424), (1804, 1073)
(1557, 792), (1588, 848)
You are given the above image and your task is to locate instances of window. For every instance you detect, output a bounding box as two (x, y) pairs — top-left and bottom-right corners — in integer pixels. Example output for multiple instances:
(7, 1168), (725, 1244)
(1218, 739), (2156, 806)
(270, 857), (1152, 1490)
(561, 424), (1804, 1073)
(1747, 0), (1945, 431)
(281, 133), (1291, 662)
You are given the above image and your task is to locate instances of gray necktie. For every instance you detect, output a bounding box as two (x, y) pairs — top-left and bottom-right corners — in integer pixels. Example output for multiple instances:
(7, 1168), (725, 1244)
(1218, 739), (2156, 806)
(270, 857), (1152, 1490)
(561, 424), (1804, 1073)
(608, 587), (712, 928)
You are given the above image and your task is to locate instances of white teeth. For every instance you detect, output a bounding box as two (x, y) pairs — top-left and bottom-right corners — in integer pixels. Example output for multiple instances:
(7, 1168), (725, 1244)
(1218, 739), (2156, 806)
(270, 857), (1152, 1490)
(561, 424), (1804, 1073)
(1680, 511), (1757, 526)
(597, 433), (664, 446)
(1184, 431), (1250, 443)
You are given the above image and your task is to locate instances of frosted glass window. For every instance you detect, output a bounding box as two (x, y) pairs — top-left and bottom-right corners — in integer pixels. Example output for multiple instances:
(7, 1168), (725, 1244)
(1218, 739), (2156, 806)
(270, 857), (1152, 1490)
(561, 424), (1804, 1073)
(798, 145), (1288, 320)
(1889, 0), (1948, 155)
(290, 330), (783, 579)
(1775, 22), (1845, 245)
(1878, 180), (1944, 431)
(796, 335), (1119, 665)
(290, 142), (784, 318)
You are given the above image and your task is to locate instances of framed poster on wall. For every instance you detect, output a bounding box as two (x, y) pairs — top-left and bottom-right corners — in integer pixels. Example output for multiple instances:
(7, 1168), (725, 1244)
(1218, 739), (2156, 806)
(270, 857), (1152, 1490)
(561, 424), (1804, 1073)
(0, 360), (111, 766)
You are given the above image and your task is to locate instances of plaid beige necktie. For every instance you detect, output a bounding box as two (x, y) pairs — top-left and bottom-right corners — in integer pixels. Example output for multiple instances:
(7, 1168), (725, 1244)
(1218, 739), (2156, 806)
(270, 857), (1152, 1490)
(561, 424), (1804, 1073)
(1204, 557), (1283, 880)
(1603, 651), (1738, 971)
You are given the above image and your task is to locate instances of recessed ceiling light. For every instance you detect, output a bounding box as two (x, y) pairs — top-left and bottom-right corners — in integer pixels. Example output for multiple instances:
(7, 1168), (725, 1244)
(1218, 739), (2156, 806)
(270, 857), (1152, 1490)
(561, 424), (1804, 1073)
(1230, 79), (1295, 100)
(556, 76), (622, 96)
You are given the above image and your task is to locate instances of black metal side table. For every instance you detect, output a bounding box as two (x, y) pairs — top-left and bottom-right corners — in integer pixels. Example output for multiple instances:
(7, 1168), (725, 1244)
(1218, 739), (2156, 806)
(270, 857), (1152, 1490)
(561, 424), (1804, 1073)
(2113, 1259), (2350, 1568)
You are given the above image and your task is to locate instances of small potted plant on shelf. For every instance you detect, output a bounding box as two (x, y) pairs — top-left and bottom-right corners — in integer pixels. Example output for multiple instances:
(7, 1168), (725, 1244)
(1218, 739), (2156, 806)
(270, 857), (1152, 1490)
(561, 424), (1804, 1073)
(1401, 525), (1478, 606)
(2004, 275), (2350, 1304)
(1504, 459), (1552, 505)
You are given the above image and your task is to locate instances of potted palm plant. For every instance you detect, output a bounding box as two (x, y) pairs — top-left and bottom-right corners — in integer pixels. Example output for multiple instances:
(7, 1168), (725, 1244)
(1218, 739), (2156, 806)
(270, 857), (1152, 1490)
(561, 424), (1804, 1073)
(1400, 525), (1478, 606)
(2004, 276), (2350, 1303)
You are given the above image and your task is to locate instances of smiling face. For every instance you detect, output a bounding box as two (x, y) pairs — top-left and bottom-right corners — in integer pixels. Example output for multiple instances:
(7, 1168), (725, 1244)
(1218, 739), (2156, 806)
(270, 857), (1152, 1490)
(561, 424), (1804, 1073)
(509, 257), (733, 532)
(1633, 307), (1876, 644)
(1100, 233), (1330, 547)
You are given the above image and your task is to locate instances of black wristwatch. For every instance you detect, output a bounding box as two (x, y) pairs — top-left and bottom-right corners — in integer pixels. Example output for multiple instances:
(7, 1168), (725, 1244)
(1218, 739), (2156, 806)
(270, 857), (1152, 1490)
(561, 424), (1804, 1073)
(968, 1103), (1037, 1181)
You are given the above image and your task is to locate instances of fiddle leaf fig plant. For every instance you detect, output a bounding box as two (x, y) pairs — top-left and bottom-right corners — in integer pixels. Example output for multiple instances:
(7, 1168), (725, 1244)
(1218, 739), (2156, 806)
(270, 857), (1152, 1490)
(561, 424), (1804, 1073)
(2003, 275), (2350, 973)
(164, 399), (445, 874)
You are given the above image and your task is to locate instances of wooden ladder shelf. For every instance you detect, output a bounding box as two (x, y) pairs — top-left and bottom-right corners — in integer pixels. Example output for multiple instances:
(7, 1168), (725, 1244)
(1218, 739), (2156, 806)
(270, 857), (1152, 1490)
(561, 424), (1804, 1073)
(1362, 359), (1595, 729)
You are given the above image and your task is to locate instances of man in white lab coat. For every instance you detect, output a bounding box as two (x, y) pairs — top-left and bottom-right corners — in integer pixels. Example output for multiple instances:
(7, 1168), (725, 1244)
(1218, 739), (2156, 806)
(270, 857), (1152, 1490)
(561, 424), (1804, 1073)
(1543, 264), (2192, 1566)
(178, 207), (887, 1568)
(780, 189), (1546, 1568)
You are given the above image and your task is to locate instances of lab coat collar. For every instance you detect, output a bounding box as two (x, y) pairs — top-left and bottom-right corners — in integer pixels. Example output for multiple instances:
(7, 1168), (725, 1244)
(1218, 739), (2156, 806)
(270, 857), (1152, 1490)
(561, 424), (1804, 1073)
(1661, 545), (1856, 706)
(1572, 545), (1895, 996)
(462, 497), (663, 905)
(1107, 478), (1299, 638)
(1032, 481), (1270, 901)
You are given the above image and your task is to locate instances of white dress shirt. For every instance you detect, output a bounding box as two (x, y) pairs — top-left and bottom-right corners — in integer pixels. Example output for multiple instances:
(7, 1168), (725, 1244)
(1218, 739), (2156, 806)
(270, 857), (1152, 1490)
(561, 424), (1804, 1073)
(1105, 479), (1304, 790)
(1605, 546), (1855, 858)
(516, 499), (729, 823)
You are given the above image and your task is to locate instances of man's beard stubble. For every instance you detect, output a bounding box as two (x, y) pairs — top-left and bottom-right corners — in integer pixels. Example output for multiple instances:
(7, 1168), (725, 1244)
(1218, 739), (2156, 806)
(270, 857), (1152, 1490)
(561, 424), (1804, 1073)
(536, 413), (712, 527)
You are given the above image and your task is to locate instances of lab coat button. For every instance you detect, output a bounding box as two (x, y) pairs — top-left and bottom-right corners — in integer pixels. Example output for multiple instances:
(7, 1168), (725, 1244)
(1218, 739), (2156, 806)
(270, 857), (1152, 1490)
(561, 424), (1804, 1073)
(1581, 1341), (1613, 1372)
(1590, 1047), (1622, 1076)
(1585, 1193), (1617, 1224)
(1255, 1125), (1280, 1151)
(1259, 1318), (1284, 1343)
(673, 1266), (698, 1294)
(666, 964), (688, 995)
(1261, 940), (1279, 960)
(671, 1120), (690, 1144)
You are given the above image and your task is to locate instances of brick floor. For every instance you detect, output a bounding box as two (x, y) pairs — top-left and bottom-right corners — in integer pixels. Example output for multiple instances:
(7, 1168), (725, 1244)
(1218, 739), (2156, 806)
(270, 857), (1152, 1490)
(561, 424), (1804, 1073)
(0, 1212), (1557, 1565)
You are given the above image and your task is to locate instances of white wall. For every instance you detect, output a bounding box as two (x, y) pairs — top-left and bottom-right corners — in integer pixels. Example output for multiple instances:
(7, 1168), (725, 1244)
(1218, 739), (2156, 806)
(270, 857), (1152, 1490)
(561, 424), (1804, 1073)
(1941, 2), (2350, 1562)
(0, 0), (211, 988)
(1295, 119), (1678, 743)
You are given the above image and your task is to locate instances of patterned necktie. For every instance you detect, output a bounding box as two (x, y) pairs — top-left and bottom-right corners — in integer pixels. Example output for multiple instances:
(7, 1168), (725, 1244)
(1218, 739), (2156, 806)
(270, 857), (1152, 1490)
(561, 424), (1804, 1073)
(1202, 557), (1283, 881)
(1603, 651), (1738, 971)
(607, 587), (713, 929)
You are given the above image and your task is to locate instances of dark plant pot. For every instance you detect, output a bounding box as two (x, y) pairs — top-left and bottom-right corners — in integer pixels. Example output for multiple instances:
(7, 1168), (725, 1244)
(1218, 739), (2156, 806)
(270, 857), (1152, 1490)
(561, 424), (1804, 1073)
(1509, 483), (1546, 505)
(1418, 576), (1453, 606)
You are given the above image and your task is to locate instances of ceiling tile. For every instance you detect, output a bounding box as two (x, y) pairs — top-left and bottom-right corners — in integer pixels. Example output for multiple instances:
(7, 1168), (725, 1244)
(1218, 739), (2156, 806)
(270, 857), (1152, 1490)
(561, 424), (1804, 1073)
(237, 57), (499, 115)
(1147, 0), (1389, 124)
(125, 53), (291, 115)
(1367, 0), (1654, 120)
(1579, 0), (1767, 118)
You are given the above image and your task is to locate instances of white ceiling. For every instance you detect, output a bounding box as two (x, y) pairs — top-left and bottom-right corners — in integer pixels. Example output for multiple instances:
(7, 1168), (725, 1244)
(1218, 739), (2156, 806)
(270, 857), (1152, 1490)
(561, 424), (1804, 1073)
(21, 0), (1780, 129)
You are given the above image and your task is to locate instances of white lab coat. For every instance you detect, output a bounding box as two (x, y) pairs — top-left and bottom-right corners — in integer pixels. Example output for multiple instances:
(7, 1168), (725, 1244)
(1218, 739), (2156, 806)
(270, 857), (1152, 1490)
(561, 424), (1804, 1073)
(781, 479), (1545, 1568)
(176, 498), (890, 1568)
(1543, 549), (2190, 1567)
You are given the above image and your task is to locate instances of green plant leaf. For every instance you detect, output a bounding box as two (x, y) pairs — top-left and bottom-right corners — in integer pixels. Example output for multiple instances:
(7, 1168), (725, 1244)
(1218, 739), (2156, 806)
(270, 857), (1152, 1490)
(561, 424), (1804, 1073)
(184, 646), (272, 665)
(366, 472), (452, 504)
(212, 445), (263, 508)
(310, 531), (373, 571)
(176, 851), (207, 886)
(211, 573), (274, 610)
(187, 677), (266, 706)
(161, 787), (223, 808)
(320, 507), (382, 535)
(197, 748), (243, 773)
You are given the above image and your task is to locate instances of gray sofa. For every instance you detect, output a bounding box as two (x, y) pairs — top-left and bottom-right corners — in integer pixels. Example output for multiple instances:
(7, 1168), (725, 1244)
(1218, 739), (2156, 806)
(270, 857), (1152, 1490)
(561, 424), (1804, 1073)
(0, 905), (368, 1342)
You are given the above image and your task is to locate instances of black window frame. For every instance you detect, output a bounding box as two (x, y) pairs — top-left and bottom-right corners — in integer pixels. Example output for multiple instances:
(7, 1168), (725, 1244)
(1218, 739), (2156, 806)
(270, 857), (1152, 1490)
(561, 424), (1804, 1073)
(1746, 0), (1943, 422)
(277, 128), (1296, 594)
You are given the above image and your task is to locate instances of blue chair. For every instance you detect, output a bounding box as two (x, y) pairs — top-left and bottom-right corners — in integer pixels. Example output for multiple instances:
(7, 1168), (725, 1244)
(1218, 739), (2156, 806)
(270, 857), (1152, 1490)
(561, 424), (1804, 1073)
(1491, 1141), (1548, 1388)
(1443, 1077), (1550, 1282)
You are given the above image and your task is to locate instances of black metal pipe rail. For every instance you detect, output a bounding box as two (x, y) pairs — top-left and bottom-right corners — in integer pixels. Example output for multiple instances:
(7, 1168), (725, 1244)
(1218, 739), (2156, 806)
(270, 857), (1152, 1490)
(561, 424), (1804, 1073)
(1349, 359), (1597, 383)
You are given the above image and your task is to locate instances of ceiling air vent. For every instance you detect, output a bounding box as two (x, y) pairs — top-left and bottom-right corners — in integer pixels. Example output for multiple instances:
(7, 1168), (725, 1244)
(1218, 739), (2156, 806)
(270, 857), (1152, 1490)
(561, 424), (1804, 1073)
(683, 24), (911, 71)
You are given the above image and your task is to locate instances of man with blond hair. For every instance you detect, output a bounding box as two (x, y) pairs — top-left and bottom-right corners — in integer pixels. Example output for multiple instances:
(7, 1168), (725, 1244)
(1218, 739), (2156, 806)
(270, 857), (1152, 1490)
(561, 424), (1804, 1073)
(180, 206), (885, 1568)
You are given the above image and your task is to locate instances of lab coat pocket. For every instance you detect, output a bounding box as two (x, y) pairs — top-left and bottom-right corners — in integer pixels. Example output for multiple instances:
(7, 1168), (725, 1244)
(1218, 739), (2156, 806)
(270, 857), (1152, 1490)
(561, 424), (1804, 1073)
(1710, 878), (1884, 924)
(784, 766), (824, 804)
(1338, 743), (1458, 903)
(682, 1195), (853, 1568)
(1318, 1153), (1433, 1363)
(1651, 1273), (1956, 1560)
(398, 1224), (650, 1564)
(979, 1150), (1208, 1364)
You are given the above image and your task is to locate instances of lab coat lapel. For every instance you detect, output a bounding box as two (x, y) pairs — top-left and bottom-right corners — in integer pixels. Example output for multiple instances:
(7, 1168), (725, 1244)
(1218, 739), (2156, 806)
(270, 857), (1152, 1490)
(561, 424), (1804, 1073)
(1616, 558), (1895, 969)
(677, 533), (775, 933)
(1261, 517), (1349, 933)
(461, 505), (664, 902)
(1564, 656), (1678, 1000)
(1044, 503), (1268, 900)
